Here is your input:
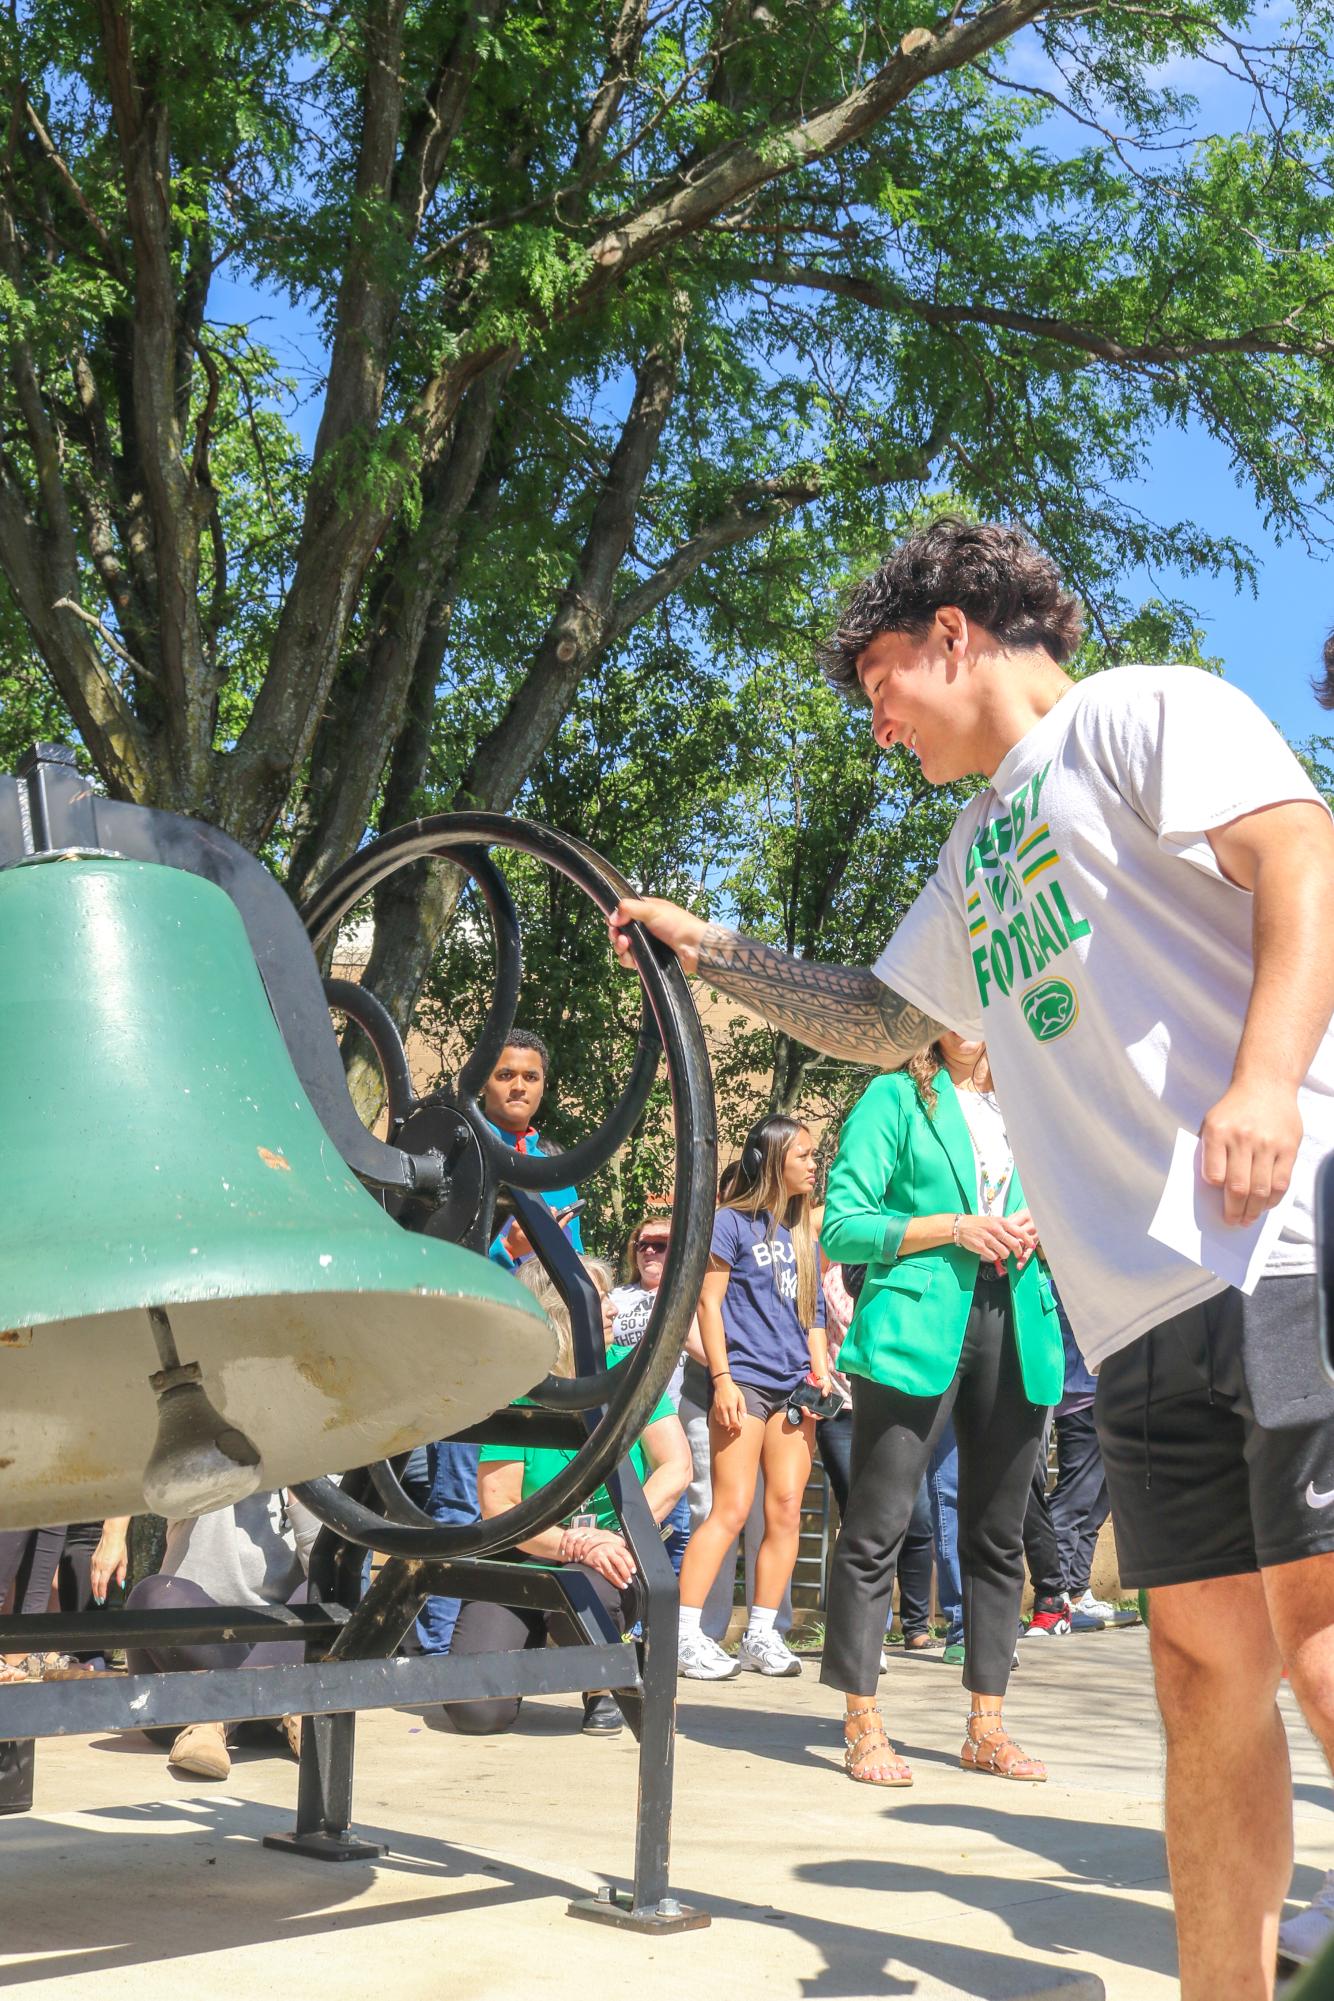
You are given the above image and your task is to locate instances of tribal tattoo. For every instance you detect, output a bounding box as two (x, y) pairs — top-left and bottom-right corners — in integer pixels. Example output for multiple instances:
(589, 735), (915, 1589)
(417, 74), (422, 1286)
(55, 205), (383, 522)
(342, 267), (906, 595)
(695, 925), (943, 1068)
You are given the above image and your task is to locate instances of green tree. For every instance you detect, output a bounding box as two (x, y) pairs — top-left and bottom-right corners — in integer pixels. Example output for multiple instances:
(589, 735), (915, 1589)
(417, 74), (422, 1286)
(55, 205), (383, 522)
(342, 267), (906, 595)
(1, 0), (1331, 1076)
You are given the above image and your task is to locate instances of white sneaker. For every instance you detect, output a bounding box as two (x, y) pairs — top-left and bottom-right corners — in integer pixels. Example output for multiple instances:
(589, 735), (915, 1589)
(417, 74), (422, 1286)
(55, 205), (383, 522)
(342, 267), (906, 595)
(737, 1629), (802, 1677)
(677, 1630), (739, 1680)
(1072, 1592), (1144, 1624)
(1074, 1589), (1112, 1618)
(1280, 1871), (1334, 1966)
(1068, 1589), (1106, 1632)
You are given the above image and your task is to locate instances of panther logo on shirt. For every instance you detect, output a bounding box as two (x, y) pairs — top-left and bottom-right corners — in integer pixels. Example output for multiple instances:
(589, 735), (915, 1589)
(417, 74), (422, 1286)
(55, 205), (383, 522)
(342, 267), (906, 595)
(1020, 977), (1080, 1043)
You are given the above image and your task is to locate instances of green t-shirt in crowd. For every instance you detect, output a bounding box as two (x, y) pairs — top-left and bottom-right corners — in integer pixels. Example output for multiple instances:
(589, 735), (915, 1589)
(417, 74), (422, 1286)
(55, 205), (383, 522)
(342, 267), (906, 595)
(478, 1343), (675, 1532)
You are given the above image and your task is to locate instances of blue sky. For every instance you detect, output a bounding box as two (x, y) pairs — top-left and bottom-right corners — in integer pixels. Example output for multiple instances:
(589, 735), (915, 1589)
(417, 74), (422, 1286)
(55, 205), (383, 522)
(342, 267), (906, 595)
(1111, 429), (1331, 746)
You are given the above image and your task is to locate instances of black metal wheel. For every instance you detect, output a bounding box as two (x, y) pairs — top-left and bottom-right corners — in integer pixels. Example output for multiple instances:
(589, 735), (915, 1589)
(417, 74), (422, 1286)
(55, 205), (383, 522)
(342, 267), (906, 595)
(292, 813), (716, 1559)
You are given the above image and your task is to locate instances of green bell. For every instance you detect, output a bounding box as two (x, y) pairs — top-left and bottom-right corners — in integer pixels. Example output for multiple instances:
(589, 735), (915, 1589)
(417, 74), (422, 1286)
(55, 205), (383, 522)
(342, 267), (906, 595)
(0, 854), (555, 1527)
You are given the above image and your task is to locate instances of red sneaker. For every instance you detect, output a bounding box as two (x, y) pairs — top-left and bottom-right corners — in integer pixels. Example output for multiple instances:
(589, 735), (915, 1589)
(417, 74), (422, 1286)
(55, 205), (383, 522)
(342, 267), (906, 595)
(1024, 1599), (1072, 1637)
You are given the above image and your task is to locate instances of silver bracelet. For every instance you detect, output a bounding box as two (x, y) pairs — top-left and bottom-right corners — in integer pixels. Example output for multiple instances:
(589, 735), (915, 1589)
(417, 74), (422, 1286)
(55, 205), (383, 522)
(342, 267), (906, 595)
(951, 1214), (963, 1247)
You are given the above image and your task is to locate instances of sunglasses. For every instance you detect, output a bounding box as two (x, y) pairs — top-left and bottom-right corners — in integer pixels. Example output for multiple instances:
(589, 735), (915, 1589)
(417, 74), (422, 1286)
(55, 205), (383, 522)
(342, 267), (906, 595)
(637, 1239), (670, 1255)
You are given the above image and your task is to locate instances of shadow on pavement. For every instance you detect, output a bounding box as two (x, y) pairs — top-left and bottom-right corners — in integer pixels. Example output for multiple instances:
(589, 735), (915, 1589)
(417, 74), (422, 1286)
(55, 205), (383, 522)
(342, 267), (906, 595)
(0, 1791), (1108, 2000)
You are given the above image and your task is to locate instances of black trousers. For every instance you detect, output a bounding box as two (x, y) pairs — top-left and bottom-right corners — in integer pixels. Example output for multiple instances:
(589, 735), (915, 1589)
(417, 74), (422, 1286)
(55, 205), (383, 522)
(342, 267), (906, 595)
(0, 1527), (66, 1619)
(1022, 1420), (1064, 1603)
(821, 1277), (1047, 1697)
(817, 1411), (935, 1638)
(1049, 1406), (1110, 1596)
(437, 1566), (637, 1735)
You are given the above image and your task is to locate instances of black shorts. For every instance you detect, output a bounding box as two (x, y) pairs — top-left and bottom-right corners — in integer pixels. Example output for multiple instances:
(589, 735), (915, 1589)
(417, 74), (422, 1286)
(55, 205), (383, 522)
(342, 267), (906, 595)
(730, 1381), (801, 1424)
(1095, 1274), (1334, 1589)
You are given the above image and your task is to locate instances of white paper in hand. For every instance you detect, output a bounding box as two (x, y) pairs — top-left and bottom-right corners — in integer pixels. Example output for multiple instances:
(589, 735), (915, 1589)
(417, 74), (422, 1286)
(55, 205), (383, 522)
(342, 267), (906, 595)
(1147, 1127), (1298, 1295)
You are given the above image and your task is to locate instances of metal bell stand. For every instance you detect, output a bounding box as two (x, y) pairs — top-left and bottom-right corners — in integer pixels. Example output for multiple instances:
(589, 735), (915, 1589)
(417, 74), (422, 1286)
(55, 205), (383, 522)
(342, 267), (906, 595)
(0, 744), (716, 1933)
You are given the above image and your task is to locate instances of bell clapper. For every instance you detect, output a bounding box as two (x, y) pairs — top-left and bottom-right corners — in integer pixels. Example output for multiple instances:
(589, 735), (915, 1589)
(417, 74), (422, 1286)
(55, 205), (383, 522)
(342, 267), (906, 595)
(142, 1306), (263, 1519)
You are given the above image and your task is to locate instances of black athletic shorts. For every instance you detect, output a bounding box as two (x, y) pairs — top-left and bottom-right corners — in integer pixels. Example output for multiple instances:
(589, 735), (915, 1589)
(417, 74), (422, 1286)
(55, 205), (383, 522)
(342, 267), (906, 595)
(1094, 1274), (1334, 1590)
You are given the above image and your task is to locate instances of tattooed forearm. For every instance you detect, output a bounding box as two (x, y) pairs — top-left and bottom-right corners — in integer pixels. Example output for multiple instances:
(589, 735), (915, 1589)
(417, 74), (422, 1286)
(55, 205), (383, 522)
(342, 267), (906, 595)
(695, 925), (944, 1068)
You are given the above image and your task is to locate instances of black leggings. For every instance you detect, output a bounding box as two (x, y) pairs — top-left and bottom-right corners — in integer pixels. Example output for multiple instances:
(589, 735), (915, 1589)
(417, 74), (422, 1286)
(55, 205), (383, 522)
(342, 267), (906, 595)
(821, 1278), (1046, 1698)
(438, 1566), (636, 1735)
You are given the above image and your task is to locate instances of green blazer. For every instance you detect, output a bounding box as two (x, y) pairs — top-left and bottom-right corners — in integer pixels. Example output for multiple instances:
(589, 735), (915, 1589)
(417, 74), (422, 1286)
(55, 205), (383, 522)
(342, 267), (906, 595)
(822, 1070), (1063, 1405)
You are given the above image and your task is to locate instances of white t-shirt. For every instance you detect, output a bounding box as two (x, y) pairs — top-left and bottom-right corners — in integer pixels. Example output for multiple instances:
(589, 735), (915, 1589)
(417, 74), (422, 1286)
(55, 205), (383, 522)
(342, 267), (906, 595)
(874, 664), (1334, 1368)
(609, 1281), (684, 1405)
(955, 1087), (1015, 1216)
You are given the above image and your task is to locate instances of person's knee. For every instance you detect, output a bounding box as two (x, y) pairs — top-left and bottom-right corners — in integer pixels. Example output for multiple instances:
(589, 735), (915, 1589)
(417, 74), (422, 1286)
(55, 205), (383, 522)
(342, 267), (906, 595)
(125, 1574), (174, 1613)
(1149, 1584), (1281, 1730)
(957, 1529), (1023, 1582)
(764, 1488), (804, 1533)
(1285, 1653), (1334, 1747)
(706, 1496), (752, 1538)
(1265, 1552), (1334, 1736)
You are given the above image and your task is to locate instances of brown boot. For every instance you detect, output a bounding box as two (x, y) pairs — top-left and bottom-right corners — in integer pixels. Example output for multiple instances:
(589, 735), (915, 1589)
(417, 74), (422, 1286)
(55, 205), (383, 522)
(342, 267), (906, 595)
(279, 1714), (302, 1760)
(168, 1721), (231, 1780)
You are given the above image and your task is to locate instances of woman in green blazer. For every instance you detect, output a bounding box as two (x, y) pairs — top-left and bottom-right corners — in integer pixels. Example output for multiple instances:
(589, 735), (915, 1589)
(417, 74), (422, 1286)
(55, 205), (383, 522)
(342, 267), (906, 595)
(819, 1032), (1063, 1789)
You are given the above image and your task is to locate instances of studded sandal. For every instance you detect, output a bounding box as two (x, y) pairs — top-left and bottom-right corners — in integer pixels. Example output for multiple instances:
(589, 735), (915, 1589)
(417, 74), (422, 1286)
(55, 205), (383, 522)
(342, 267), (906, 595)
(843, 1704), (913, 1787)
(960, 1711), (1047, 1781)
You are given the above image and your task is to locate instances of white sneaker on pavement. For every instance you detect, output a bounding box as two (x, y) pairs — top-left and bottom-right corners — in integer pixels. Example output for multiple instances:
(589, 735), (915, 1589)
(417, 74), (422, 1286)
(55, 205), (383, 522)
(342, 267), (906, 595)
(1071, 1587), (1139, 1629)
(737, 1629), (802, 1677)
(1280, 1871), (1334, 1966)
(677, 1630), (740, 1680)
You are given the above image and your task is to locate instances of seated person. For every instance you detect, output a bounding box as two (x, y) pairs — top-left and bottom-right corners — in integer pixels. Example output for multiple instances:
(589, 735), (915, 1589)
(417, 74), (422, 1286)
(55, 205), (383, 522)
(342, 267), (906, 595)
(118, 1490), (324, 1780)
(440, 1257), (691, 1738)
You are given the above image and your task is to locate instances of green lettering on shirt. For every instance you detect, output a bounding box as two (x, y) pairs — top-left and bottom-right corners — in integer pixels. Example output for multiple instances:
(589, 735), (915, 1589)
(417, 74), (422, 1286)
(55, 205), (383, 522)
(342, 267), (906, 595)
(1047, 879), (1091, 943)
(1010, 910), (1037, 978)
(1031, 896), (1064, 959)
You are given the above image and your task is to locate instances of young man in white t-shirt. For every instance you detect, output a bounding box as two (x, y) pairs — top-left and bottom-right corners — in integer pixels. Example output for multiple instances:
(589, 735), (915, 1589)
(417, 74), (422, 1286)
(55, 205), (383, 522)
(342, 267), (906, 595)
(608, 518), (1334, 2001)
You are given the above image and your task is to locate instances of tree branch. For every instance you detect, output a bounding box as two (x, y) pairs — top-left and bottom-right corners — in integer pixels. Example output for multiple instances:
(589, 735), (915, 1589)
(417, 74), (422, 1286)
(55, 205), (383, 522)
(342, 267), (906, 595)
(0, 458), (150, 796)
(571, 0), (650, 183)
(97, 0), (212, 801)
(607, 408), (956, 645)
(51, 594), (145, 676)
(285, 361), (514, 905)
(393, 0), (504, 234)
(19, 93), (126, 278)
(744, 260), (1334, 364)
(454, 303), (689, 814)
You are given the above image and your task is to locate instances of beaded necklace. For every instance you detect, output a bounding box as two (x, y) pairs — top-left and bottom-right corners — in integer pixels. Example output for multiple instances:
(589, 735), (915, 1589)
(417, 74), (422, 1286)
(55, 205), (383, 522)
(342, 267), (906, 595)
(957, 1086), (1010, 1216)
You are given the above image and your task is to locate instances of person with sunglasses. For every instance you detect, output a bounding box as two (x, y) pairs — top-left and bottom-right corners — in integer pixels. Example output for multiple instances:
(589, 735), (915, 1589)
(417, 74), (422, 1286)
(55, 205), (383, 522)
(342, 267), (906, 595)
(609, 1214), (700, 1570)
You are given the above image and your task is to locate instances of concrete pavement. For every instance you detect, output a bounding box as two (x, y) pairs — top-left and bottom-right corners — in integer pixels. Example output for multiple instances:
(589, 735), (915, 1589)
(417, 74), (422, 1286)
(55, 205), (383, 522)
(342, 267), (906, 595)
(1, 1625), (1329, 2000)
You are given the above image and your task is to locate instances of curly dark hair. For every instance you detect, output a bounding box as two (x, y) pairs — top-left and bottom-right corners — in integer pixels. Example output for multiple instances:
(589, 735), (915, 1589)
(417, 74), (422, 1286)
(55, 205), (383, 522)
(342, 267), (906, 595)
(495, 1026), (549, 1073)
(820, 516), (1085, 698)
(1316, 625), (1334, 711)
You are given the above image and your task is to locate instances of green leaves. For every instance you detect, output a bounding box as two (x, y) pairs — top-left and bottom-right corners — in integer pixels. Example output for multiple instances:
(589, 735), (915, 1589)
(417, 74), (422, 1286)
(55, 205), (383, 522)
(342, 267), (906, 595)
(1, 0), (1331, 994)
